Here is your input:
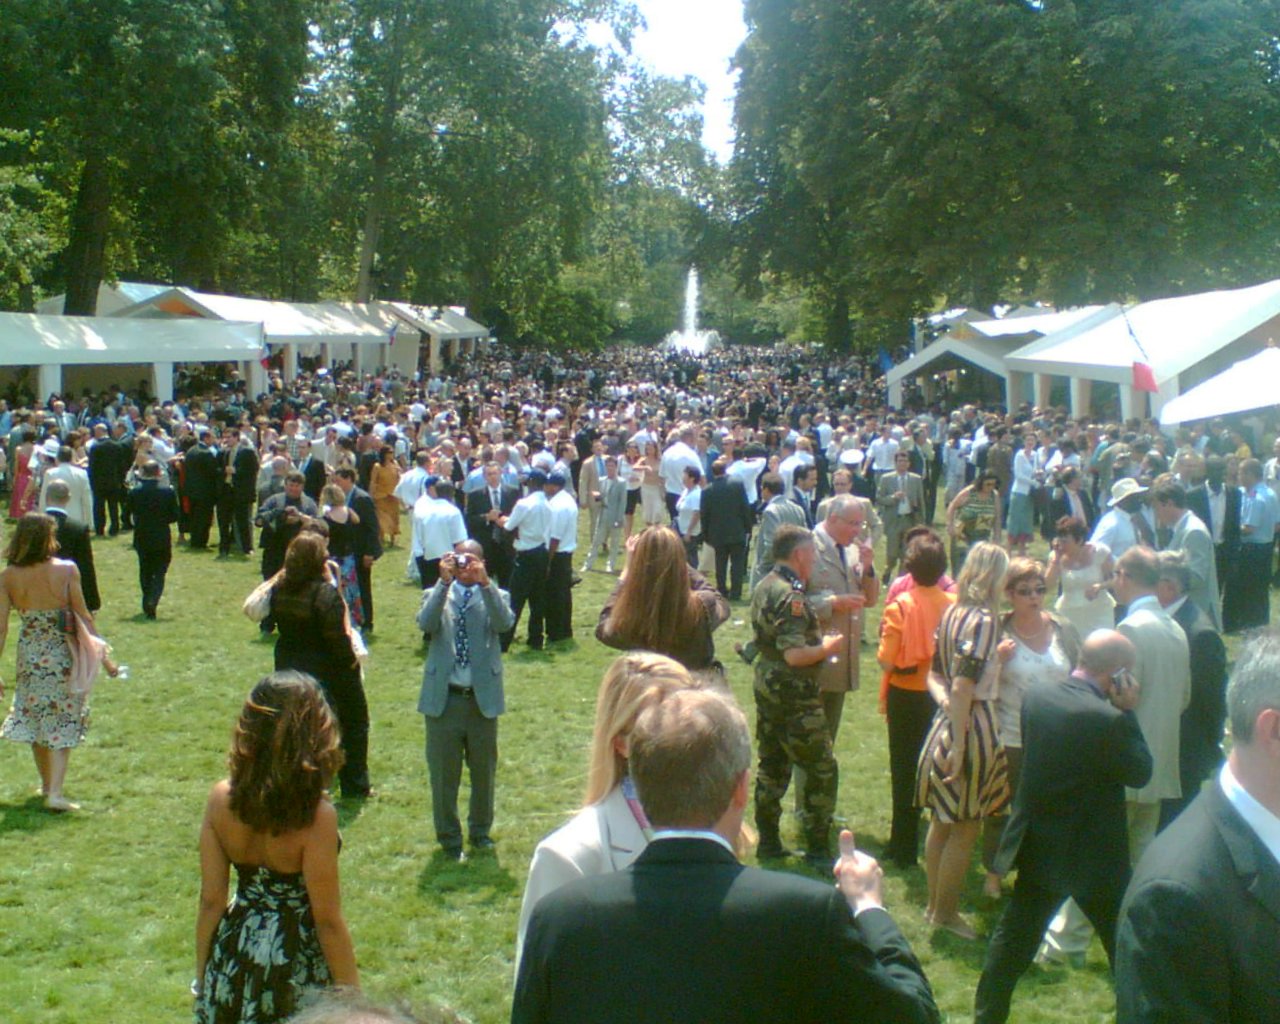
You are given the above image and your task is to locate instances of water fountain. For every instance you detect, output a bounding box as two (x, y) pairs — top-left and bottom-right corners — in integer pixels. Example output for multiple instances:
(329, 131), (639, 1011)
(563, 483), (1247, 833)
(663, 266), (721, 355)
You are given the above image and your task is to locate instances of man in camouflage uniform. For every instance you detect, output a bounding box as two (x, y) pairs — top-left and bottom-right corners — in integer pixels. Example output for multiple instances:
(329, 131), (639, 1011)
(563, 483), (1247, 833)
(750, 524), (844, 868)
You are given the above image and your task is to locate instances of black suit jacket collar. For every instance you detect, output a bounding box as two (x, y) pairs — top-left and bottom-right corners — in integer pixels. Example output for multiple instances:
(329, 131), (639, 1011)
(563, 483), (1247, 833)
(1209, 778), (1280, 924)
(635, 836), (740, 868)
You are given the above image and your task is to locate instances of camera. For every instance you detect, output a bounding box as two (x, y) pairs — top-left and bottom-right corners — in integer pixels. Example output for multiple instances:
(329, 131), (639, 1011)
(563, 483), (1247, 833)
(454, 553), (474, 568)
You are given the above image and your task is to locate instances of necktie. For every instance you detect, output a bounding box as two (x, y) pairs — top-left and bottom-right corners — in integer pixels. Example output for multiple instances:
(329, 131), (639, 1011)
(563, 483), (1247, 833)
(454, 585), (473, 668)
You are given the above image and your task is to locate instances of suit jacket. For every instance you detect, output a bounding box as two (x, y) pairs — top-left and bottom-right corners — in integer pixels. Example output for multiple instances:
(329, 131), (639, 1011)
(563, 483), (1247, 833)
(346, 485), (383, 560)
(1186, 482), (1241, 554)
(182, 443), (220, 505)
(994, 675), (1152, 893)
(752, 495), (807, 586)
(47, 508), (99, 611)
(514, 837), (940, 1024)
(876, 471), (925, 526)
(40, 464), (92, 526)
(1165, 510), (1223, 630)
(808, 522), (872, 694)
(87, 437), (127, 495)
(1119, 599), (1191, 803)
(1116, 780), (1280, 1023)
(127, 480), (179, 553)
(416, 579), (515, 719)
(515, 786), (645, 971)
(699, 476), (754, 547)
(465, 485), (519, 547)
(1170, 600), (1228, 797)
(1043, 487), (1096, 539)
(578, 454), (605, 510)
(593, 476), (627, 530)
(219, 446), (259, 502)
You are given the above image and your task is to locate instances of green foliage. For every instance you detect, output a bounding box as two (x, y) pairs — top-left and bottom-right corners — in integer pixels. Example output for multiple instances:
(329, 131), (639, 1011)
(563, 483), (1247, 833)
(732, 0), (1280, 346)
(0, 130), (58, 310)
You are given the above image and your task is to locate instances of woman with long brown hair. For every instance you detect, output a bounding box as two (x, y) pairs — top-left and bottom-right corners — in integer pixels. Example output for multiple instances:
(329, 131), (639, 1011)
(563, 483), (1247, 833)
(595, 526), (729, 677)
(270, 533), (369, 800)
(195, 671), (358, 1022)
(0, 512), (111, 811)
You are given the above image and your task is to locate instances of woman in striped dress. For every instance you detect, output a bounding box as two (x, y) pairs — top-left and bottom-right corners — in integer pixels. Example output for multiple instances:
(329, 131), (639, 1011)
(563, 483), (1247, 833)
(915, 541), (1011, 939)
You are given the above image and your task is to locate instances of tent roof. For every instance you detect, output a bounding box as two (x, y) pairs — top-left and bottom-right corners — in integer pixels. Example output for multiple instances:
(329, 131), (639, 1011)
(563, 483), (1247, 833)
(887, 332), (1018, 386)
(113, 287), (390, 345)
(1159, 346), (1280, 425)
(1005, 280), (1280, 384)
(0, 313), (263, 365)
(387, 302), (490, 340)
(968, 305), (1109, 339)
(35, 280), (171, 316)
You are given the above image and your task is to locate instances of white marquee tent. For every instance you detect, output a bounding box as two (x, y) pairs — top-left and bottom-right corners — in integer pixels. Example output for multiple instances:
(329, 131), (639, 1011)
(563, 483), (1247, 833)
(1158, 346), (1280, 426)
(0, 313), (265, 402)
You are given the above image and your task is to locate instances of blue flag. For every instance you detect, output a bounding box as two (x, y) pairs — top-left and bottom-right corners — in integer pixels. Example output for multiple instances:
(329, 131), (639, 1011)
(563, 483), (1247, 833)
(878, 347), (894, 374)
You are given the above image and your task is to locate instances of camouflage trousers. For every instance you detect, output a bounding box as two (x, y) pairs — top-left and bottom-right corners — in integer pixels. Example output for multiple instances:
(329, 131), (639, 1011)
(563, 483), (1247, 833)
(753, 663), (838, 853)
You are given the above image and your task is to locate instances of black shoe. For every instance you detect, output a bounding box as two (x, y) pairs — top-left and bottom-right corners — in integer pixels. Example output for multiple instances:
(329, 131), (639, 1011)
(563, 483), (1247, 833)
(803, 850), (833, 871)
(470, 836), (496, 852)
(440, 846), (465, 862)
(756, 838), (795, 861)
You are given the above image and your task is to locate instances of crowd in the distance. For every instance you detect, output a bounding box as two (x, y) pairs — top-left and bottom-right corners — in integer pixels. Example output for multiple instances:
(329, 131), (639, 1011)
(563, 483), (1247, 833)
(2, 342), (1279, 1023)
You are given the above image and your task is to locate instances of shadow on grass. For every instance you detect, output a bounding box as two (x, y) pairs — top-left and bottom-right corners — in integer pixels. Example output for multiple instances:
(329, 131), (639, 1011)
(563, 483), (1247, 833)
(0, 797), (83, 834)
(416, 848), (518, 897)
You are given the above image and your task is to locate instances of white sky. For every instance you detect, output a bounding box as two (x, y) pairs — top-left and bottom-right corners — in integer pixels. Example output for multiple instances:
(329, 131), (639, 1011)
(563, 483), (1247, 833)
(628, 0), (747, 164)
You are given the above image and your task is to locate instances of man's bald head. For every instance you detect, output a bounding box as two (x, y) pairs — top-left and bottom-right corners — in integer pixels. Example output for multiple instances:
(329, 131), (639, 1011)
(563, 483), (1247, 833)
(1079, 629), (1136, 679)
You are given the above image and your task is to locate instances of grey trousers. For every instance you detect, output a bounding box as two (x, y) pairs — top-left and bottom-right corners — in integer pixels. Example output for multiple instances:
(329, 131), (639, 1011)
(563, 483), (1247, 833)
(425, 691), (498, 850)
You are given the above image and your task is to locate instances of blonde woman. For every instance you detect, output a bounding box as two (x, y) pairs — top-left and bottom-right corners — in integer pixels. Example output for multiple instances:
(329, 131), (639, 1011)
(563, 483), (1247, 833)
(915, 541), (1012, 939)
(515, 653), (696, 968)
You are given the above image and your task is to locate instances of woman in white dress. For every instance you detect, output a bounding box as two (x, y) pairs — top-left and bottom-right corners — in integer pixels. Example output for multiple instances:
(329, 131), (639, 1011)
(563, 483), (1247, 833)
(1045, 515), (1115, 639)
(636, 440), (667, 527)
(983, 557), (1081, 897)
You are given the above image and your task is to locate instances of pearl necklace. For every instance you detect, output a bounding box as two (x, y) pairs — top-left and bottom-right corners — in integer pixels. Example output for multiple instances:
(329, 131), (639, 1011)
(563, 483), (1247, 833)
(1010, 616), (1047, 643)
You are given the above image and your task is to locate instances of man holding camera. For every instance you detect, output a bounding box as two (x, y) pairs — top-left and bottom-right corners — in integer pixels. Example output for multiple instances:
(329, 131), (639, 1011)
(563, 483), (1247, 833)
(416, 541), (515, 860)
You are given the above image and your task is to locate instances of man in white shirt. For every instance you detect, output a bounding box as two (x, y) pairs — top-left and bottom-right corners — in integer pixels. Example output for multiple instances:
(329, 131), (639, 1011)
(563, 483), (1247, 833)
(501, 469), (552, 651)
(411, 479), (467, 589)
(1091, 479), (1151, 562)
(727, 444), (768, 506)
(659, 426), (701, 521)
(867, 424), (899, 476)
(544, 471), (579, 643)
(1116, 630), (1280, 1022)
(40, 445), (92, 526)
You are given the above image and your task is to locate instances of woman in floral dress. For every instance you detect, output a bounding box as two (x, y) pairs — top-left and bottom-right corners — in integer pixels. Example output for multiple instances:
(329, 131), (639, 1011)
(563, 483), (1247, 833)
(0, 512), (104, 811)
(195, 672), (358, 1023)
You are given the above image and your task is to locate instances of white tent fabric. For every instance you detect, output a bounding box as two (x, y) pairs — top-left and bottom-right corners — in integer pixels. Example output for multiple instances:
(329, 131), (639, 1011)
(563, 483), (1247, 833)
(1006, 280), (1280, 385)
(1159, 347), (1280, 425)
(35, 281), (171, 316)
(968, 306), (1108, 339)
(0, 312), (263, 363)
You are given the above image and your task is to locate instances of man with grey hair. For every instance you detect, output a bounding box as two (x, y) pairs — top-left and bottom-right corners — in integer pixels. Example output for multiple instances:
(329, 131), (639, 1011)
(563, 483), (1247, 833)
(44, 478), (100, 612)
(514, 688), (940, 1024)
(1155, 550), (1228, 828)
(974, 630), (1151, 1022)
(1116, 630), (1280, 1023)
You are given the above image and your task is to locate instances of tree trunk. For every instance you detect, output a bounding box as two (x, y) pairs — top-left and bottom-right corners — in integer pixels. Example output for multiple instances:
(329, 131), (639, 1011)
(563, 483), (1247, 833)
(825, 291), (852, 351)
(355, 147), (389, 302)
(63, 151), (111, 315)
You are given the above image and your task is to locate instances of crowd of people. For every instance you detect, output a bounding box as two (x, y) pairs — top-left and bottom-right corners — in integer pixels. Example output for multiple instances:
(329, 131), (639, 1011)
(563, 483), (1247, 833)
(2, 342), (1279, 1023)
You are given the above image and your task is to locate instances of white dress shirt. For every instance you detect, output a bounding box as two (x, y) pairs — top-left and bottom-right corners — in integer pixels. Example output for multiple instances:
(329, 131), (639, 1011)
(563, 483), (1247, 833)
(410, 495), (467, 560)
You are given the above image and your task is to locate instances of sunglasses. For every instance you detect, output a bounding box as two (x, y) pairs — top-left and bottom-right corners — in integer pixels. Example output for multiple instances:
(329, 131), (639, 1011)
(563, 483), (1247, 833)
(1013, 585), (1047, 597)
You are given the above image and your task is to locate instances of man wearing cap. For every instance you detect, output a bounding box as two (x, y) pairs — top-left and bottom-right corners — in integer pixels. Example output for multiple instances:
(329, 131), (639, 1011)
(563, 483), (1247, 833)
(544, 470), (578, 643)
(501, 469), (552, 651)
(1090, 478), (1153, 565)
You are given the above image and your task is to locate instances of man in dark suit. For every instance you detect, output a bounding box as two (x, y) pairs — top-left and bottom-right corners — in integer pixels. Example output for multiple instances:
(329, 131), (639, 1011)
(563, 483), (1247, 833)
(464, 462), (518, 590)
(333, 466), (382, 631)
(182, 429), (220, 549)
(126, 459), (179, 619)
(974, 630), (1152, 1024)
(255, 471), (319, 635)
(86, 423), (127, 536)
(1156, 551), (1228, 829)
(216, 428), (258, 556)
(1116, 630), (1280, 1024)
(44, 480), (100, 613)
(1042, 466), (1096, 540)
(514, 687), (940, 1024)
(699, 458), (755, 600)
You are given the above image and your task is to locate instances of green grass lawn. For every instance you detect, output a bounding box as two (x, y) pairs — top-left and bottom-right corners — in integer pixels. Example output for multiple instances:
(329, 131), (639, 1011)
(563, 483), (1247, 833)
(0, 517), (1236, 1023)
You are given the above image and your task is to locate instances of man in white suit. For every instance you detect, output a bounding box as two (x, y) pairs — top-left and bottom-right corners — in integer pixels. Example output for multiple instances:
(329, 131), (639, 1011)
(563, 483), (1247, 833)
(1042, 544), (1190, 964)
(40, 445), (92, 527)
(1152, 477), (1221, 631)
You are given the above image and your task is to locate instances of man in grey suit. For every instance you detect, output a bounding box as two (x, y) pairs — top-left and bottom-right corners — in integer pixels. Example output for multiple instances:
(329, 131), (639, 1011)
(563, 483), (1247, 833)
(1152, 477), (1222, 630)
(876, 451), (925, 579)
(751, 472), (807, 589)
(582, 455), (627, 573)
(416, 539), (516, 860)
